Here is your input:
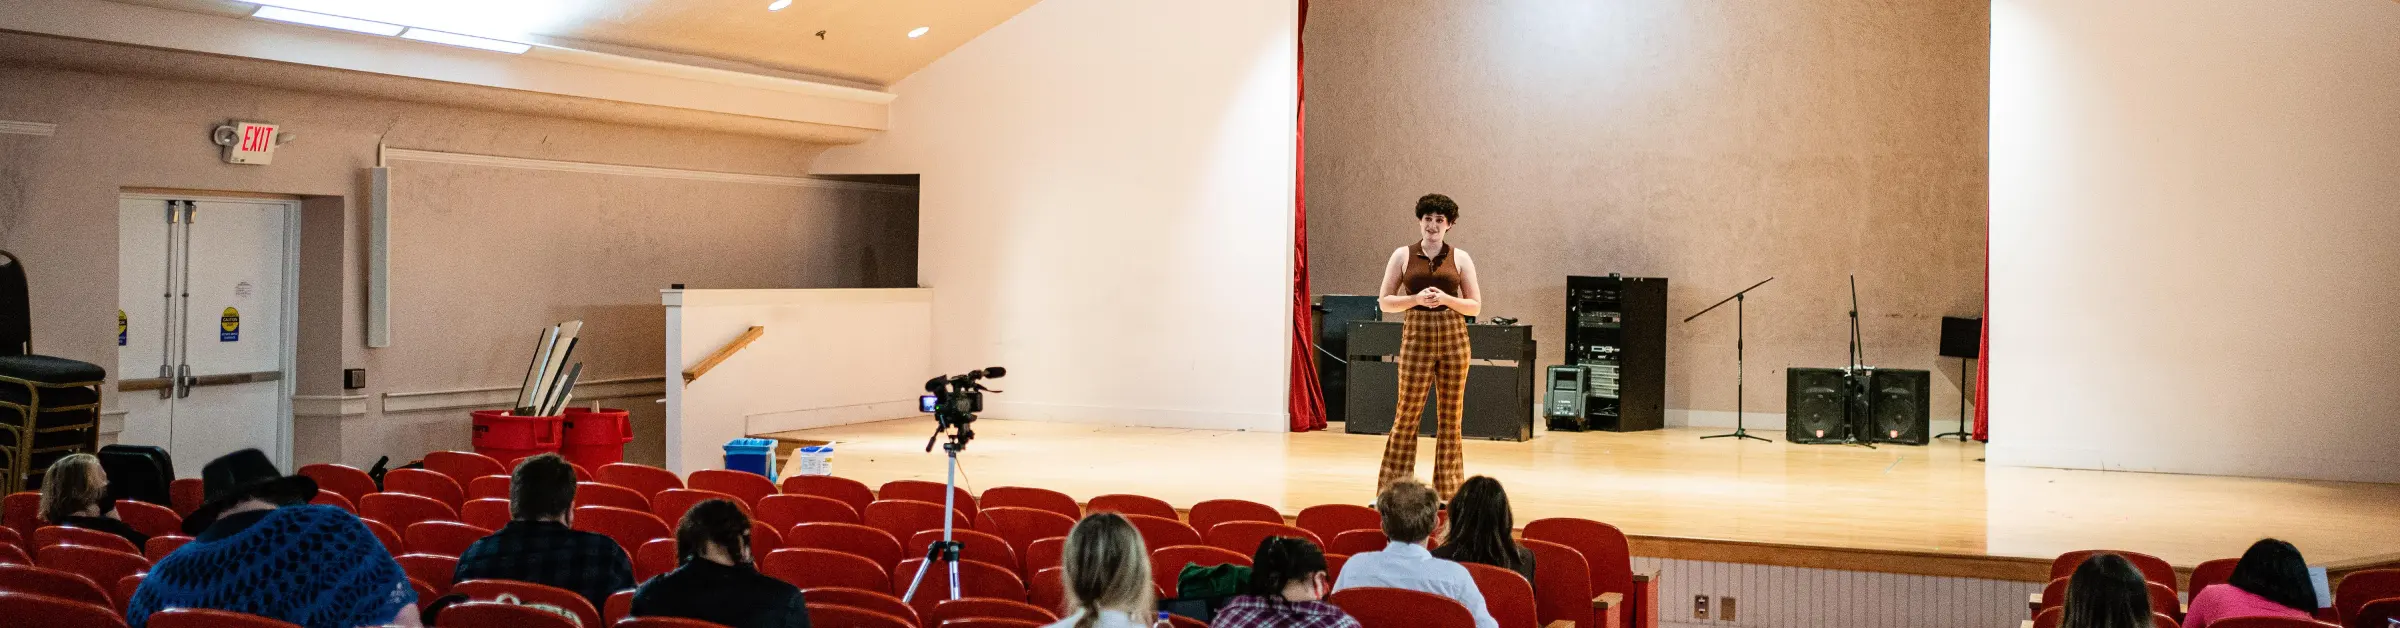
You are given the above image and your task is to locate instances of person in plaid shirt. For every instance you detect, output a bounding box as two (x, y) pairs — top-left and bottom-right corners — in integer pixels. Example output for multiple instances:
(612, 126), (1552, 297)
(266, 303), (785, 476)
(452, 454), (634, 609)
(1210, 536), (1360, 628)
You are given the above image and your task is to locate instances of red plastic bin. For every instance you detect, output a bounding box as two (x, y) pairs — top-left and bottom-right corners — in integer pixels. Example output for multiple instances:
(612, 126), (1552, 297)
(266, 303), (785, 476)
(560, 407), (633, 470)
(471, 410), (562, 463)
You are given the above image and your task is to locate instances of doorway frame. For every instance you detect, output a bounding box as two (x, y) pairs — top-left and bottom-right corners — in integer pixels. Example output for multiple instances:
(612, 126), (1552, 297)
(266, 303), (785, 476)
(118, 192), (303, 469)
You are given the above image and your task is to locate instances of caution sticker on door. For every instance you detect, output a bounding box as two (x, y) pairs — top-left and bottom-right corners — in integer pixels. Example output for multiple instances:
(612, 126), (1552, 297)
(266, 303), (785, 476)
(118, 310), (127, 346)
(220, 307), (240, 342)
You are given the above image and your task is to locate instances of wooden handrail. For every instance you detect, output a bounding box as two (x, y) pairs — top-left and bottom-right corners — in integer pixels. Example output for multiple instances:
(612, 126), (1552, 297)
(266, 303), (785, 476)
(682, 326), (764, 384)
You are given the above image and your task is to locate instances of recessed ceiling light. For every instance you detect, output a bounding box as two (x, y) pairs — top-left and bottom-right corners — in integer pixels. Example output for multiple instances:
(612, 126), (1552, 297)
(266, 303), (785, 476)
(400, 28), (533, 54)
(767, 0), (791, 10)
(252, 6), (405, 36)
(908, 26), (930, 39)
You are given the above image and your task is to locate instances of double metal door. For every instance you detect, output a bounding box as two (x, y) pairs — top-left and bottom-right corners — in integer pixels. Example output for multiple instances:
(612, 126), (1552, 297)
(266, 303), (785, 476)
(116, 196), (297, 472)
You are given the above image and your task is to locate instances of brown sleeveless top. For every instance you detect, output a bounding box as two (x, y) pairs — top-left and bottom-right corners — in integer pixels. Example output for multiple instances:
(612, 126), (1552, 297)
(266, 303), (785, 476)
(1401, 242), (1465, 311)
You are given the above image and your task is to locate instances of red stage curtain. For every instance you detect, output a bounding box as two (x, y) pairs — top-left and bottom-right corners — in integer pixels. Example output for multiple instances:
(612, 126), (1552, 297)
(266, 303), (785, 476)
(1288, 0), (1327, 432)
(1974, 240), (1990, 441)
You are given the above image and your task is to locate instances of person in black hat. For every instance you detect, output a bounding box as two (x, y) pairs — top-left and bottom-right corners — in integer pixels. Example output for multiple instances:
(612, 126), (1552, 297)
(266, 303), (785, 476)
(124, 449), (421, 628)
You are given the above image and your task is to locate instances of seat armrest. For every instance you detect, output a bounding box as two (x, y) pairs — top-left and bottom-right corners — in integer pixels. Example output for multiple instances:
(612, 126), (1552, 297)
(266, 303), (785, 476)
(1593, 592), (1624, 610)
(1542, 622), (1575, 628)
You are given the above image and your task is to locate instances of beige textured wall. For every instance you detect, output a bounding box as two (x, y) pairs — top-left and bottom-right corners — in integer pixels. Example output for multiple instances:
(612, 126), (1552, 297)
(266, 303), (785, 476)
(1304, 1), (1987, 424)
(0, 45), (914, 469)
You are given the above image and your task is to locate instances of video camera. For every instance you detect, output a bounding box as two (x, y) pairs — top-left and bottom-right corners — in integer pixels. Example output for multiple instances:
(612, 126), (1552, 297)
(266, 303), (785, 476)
(922, 367), (1004, 451)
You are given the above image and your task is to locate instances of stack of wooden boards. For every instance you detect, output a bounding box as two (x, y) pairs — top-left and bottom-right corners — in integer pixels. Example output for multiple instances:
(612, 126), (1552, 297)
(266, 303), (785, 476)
(514, 320), (584, 416)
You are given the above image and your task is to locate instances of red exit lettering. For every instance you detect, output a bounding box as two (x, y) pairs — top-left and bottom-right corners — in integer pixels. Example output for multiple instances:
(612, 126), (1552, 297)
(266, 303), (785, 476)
(241, 126), (273, 152)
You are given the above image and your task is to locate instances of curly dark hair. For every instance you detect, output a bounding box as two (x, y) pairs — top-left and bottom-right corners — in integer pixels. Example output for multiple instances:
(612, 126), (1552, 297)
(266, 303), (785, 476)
(1415, 194), (1459, 223)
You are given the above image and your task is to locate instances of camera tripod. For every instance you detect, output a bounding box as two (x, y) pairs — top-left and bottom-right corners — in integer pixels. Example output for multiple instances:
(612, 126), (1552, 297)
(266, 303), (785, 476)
(901, 430), (971, 605)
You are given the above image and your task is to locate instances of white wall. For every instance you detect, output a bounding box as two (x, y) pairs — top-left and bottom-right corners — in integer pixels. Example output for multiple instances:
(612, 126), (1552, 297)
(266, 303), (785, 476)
(1989, 0), (2400, 481)
(664, 289), (934, 473)
(813, 0), (1300, 431)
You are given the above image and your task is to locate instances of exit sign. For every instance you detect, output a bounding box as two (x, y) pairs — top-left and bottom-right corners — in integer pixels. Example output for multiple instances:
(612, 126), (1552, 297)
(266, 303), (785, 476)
(218, 121), (282, 165)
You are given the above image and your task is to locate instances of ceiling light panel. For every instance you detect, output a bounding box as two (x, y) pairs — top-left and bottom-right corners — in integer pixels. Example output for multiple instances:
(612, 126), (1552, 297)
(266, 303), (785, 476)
(400, 28), (535, 54)
(251, 6), (405, 36)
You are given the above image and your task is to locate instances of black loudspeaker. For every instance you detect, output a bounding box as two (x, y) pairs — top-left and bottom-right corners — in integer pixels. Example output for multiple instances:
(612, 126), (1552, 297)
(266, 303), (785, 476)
(1785, 368), (1849, 444)
(1939, 317), (1981, 359)
(1869, 369), (1931, 445)
(1312, 295), (1382, 424)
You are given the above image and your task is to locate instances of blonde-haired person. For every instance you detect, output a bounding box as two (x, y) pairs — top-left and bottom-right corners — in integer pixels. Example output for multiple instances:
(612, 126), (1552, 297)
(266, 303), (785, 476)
(39, 453), (148, 547)
(1045, 513), (1155, 628)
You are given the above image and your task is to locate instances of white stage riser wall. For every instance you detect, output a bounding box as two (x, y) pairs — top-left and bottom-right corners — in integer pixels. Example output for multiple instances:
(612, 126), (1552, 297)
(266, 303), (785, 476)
(1633, 557), (2036, 628)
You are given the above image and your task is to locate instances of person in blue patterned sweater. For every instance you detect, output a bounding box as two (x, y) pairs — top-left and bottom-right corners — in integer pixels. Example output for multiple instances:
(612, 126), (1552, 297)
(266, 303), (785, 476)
(126, 449), (419, 628)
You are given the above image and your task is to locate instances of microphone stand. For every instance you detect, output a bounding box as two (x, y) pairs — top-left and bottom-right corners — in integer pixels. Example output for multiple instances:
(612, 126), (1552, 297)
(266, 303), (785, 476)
(1687, 277), (1775, 442)
(1840, 275), (1877, 449)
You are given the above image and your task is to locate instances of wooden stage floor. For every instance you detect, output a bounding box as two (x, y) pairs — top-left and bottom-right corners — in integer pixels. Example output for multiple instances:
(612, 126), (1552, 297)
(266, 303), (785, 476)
(762, 419), (2400, 569)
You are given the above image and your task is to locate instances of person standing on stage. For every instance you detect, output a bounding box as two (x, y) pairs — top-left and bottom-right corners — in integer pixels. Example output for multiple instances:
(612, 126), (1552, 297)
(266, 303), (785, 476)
(1374, 193), (1482, 500)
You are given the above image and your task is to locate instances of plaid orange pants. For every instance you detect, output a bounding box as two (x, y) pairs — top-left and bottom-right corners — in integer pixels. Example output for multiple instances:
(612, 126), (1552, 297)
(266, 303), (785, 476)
(1377, 308), (1471, 499)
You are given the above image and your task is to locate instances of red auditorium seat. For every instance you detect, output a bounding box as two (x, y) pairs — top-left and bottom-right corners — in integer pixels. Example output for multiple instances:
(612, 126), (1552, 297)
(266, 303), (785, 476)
(981, 486), (1080, 521)
(295, 464), (377, 505)
(1326, 553), (1348, 582)
(605, 590), (634, 626)
(35, 544), (146, 611)
(2338, 569), (2400, 626)
(571, 505), (670, 556)
(761, 547), (890, 591)
(2032, 606), (2062, 628)
(1205, 520), (1321, 555)
(1029, 566), (1066, 615)
(0, 562), (112, 606)
(360, 518), (405, 557)
(786, 522), (904, 572)
(617, 617), (732, 628)
(460, 498), (511, 531)
(909, 528), (1019, 573)
(2145, 581), (2179, 618)
(1522, 538), (1610, 628)
(880, 479), (977, 515)
(142, 535), (191, 562)
(802, 603), (914, 628)
(891, 557), (1026, 621)
(651, 488), (745, 526)
(1465, 562), (1541, 628)
(1296, 503), (1381, 542)
(168, 478), (205, 517)
(2346, 599), (2400, 628)
(976, 507), (1075, 562)
(1086, 494), (1178, 521)
(33, 526), (138, 554)
(2050, 549), (2177, 587)
(1025, 537), (1066, 576)
(574, 482), (651, 512)
(0, 544), (25, 567)
(395, 553), (458, 595)
(0, 493), (36, 544)
(0, 590), (127, 628)
(1330, 586), (1476, 628)
(636, 538), (677, 582)
(941, 619), (1041, 628)
(465, 475), (510, 501)
(115, 573), (140, 617)
(597, 463), (684, 500)
(309, 491), (355, 513)
(434, 601), (577, 628)
(1151, 545), (1250, 598)
(451, 578), (602, 628)
(406, 521), (491, 557)
(2036, 576), (2068, 612)
(359, 492), (458, 533)
(751, 520), (784, 553)
(928, 597), (1059, 625)
(784, 475), (876, 516)
(1122, 514), (1203, 550)
(755, 494), (861, 530)
(687, 470), (778, 509)
(111, 500), (181, 538)
(803, 586), (921, 627)
(1524, 517), (1650, 628)
(2187, 557), (2238, 603)
(147, 607), (304, 628)
(864, 500), (972, 546)
(421, 451), (506, 488)
(384, 468), (465, 510)
(1187, 499), (1281, 535)
(1327, 529), (1388, 556)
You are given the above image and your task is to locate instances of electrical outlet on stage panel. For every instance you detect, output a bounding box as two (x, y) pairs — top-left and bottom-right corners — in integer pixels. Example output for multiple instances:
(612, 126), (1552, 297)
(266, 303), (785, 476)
(1693, 595), (1709, 619)
(1720, 597), (1737, 621)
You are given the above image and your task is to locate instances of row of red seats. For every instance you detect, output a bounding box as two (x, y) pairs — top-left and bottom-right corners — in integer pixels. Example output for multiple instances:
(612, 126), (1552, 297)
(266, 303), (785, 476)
(2027, 549), (2400, 628)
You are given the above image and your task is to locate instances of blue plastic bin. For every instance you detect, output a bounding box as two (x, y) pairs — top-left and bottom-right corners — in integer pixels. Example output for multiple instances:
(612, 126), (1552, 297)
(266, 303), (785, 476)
(723, 438), (777, 477)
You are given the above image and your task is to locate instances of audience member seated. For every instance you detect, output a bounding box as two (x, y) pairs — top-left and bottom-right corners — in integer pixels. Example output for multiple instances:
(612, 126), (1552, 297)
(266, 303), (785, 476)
(1429, 476), (1534, 587)
(1046, 512), (1156, 628)
(2062, 553), (2154, 628)
(2183, 539), (2318, 628)
(1332, 480), (1497, 628)
(453, 453), (634, 610)
(126, 449), (421, 628)
(632, 498), (810, 628)
(1211, 536), (1359, 628)
(39, 453), (148, 548)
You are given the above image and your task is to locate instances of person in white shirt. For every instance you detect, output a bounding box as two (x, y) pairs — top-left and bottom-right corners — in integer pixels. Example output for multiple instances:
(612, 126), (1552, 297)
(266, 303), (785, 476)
(1043, 513), (1157, 628)
(1331, 480), (1498, 628)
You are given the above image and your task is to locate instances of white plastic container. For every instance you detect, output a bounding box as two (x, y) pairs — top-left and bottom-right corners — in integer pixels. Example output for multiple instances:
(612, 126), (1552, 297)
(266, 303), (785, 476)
(797, 445), (834, 476)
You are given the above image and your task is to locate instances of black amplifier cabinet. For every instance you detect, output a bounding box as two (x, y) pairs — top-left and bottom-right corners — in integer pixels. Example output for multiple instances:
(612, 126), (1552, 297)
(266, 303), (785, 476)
(1343, 322), (1535, 441)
